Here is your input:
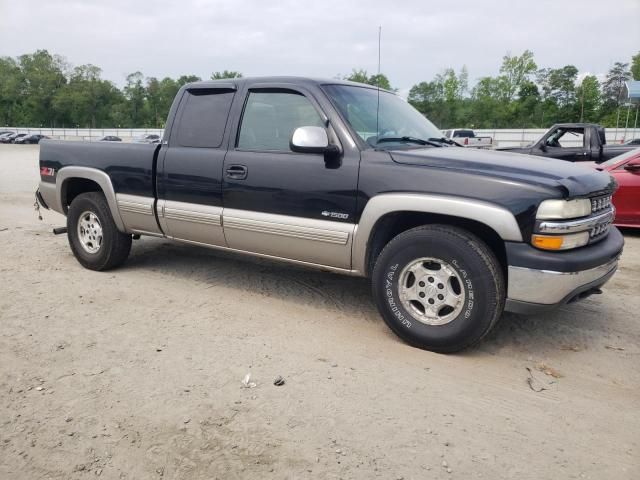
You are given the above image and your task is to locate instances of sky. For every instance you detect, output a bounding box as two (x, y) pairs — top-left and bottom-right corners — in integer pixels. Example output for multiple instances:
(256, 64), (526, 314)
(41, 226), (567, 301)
(1, 0), (639, 96)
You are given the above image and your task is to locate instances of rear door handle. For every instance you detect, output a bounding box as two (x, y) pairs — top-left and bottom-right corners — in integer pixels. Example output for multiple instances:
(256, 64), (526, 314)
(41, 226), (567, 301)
(226, 165), (248, 180)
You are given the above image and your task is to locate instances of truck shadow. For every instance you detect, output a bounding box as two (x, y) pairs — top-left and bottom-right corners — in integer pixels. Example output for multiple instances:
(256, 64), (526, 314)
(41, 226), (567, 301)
(123, 238), (616, 356)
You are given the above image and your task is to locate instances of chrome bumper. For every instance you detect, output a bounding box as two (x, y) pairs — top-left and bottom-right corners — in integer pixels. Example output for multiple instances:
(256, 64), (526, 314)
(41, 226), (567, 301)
(505, 259), (618, 313)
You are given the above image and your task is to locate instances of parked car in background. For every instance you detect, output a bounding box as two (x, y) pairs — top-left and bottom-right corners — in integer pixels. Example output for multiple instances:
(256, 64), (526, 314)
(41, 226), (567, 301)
(0, 133), (27, 144)
(498, 123), (636, 162)
(623, 138), (640, 145)
(14, 134), (50, 144)
(580, 148), (640, 228)
(133, 134), (161, 144)
(443, 129), (492, 148)
(98, 136), (122, 142)
(0, 130), (15, 137)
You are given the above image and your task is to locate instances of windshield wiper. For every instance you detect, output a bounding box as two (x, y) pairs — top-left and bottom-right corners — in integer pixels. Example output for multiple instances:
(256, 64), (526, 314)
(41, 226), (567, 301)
(376, 136), (442, 147)
(427, 137), (457, 146)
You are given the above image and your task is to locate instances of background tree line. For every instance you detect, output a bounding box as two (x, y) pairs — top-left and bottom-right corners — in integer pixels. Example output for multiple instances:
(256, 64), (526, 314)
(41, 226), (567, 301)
(405, 50), (640, 129)
(0, 50), (242, 128)
(0, 49), (638, 129)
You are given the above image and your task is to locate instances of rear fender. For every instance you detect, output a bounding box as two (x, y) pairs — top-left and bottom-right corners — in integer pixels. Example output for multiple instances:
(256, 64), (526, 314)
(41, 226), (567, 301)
(54, 167), (126, 232)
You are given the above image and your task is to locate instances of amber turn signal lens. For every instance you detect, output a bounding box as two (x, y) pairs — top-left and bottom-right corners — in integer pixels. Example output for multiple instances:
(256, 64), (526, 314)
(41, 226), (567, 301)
(531, 231), (590, 251)
(532, 235), (564, 250)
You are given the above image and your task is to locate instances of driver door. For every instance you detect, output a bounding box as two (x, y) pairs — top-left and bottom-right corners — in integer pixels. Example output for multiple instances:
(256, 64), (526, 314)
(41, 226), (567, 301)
(221, 85), (359, 269)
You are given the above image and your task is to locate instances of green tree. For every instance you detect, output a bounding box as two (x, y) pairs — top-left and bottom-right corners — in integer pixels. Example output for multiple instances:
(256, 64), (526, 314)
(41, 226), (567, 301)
(211, 70), (242, 80)
(176, 75), (201, 86)
(408, 80), (445, 125)
(602, 62), (631, 107)
(0, 57), (24, 126)
(631, 52), (640, 81)
(513, 81), (541, 127)
(344, 69), (392, 90)
(600, 62), (632, 127)
(18, 50), (68, 127)
(53, 64), (123, 128)
(145, 77), (162, 127)
(469, 76), (505, 127)
(576, 75), (600, 123)
(123, 72), (146, 127)
(535, 66), (579, 124)
(498, 50), (537, 102)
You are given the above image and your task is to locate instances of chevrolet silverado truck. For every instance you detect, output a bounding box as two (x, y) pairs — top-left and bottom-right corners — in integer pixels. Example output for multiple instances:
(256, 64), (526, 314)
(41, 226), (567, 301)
(36, 77), (624, 352)
(497, 123), (636, 162)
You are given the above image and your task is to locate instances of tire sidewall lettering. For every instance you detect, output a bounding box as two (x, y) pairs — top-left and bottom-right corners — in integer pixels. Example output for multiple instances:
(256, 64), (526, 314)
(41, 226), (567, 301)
(385, 263), (412, 329)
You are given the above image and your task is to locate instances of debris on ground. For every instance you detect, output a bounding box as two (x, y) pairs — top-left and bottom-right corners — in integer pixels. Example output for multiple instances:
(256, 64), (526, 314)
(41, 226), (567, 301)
(526, 367), (548, 393)
(560, 345), (581, 352)
(241, 373), (256, 388)
(273, 375), (285, 386)
(536, 362), (563, 378)
(605, 345), (625, 351)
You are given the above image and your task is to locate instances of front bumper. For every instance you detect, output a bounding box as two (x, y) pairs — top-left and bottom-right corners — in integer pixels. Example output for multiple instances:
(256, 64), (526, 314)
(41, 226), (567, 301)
(504, 227), (624, 314)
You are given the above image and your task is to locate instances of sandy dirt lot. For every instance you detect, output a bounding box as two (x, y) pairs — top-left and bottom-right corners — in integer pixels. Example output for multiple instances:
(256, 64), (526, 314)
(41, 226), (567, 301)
(1, 144), (639, 479)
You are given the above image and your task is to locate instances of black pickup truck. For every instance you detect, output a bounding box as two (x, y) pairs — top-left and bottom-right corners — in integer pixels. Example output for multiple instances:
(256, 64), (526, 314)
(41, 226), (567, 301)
(37, 77), (623, 352)
(498, 123), (636, 162)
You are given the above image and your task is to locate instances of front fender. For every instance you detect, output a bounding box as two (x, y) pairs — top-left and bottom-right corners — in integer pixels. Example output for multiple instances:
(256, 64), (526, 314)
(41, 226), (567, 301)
(351, 193), (523, 274)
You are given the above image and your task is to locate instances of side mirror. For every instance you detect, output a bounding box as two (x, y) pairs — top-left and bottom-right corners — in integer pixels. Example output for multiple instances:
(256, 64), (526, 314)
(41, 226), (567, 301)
(539, 143), (547, 152)
(624, 161), (640, 173)
(290, 126), (330, 154)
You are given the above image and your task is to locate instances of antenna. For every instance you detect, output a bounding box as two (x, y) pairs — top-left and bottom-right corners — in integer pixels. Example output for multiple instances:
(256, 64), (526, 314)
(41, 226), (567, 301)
(375, 26), (382, 142)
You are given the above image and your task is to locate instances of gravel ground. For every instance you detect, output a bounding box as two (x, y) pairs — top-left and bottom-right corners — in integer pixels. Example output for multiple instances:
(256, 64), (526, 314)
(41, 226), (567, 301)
(1, 144), (639, 479)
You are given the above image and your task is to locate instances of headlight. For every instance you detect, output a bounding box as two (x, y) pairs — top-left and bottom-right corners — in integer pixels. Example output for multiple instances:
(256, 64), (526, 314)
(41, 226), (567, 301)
(536, 199), (591, 220)
(531, 232), (590, 251)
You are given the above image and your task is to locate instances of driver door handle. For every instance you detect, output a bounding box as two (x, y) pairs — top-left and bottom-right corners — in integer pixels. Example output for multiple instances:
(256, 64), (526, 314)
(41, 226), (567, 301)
(226, 165), (248, 180)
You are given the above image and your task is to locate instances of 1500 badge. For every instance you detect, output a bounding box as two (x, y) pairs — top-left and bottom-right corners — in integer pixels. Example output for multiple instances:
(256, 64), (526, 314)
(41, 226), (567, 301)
(321, 211), (349, 220)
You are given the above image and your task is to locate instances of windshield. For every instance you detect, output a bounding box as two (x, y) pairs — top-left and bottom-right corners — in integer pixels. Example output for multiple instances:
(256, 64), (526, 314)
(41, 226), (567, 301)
(323, 84), (443, 147)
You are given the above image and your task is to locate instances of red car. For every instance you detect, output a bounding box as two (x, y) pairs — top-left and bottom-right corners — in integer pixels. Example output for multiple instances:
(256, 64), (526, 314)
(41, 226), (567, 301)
(582, 148), (640, 228)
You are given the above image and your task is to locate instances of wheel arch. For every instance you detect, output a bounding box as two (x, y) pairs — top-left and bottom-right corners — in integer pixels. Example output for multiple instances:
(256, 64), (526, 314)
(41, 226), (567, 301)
(353, 194), (523, 277)
(57, 167), (126, 232)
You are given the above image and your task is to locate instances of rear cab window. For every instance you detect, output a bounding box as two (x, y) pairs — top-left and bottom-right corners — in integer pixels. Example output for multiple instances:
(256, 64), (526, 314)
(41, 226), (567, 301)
(454, 130), (474, 138)
(175, 88), (236, 148)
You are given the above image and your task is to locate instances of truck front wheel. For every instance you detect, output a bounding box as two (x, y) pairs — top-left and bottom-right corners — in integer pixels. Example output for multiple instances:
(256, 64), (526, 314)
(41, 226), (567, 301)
(67, 192), (131, 271)
(371, 225), (505, 353)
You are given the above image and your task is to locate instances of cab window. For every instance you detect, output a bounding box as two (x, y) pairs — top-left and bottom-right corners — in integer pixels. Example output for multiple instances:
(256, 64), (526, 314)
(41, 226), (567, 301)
(176, 89), (235, 148)
(237, 91), (324, 151)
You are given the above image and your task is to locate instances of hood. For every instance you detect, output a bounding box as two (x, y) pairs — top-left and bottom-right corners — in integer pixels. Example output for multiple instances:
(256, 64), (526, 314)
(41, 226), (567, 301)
(495, 145), (532, 152)
(389, 147), (616, 197)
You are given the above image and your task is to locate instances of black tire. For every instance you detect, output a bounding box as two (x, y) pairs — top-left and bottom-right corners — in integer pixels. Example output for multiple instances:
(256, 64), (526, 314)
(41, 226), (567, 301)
(371, 225), (505, 353)
(67, 192), (131, 271)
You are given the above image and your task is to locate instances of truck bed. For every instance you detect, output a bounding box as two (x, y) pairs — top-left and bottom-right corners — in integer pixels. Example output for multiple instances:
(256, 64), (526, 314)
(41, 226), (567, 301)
(40, 140), (159, 198)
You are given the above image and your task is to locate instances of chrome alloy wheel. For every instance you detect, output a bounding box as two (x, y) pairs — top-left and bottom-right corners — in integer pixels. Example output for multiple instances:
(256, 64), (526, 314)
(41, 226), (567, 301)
(77, 211), (103, 254)
(398, 257), (466, 326)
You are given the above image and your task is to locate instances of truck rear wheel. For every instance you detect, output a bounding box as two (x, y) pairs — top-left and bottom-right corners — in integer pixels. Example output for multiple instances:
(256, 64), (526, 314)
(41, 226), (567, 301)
(371, 225), (505, 353)
(67, 192), (131, 271)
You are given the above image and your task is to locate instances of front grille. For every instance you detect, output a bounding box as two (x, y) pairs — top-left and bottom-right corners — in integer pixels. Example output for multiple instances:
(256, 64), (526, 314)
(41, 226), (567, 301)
(588, 194), (614, 243)
(589, 220), (612, 241)
(591, 195), (612, 214)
